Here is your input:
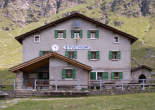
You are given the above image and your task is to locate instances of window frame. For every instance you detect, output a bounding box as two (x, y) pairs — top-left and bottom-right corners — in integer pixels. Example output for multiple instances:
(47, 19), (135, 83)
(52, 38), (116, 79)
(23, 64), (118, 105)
(90, 31), (97, 39)
(111, 72), (123, 80)
(55, 30), (66, 39)
(62, 68), (76, 80)
(90, 71), (108, 80)
(34, 35), (40, 43)
(113, 35), (119, 44)
(65, 51), (77, 59)
(88, 30), (99, 39)
(57, 30), (64, 39)
(88, 51), (100, 60)
(71, 30), (82, 39)
(109, 51), (121, 61)
(114, 72), (119, 80)
(65, 69), (73, 79)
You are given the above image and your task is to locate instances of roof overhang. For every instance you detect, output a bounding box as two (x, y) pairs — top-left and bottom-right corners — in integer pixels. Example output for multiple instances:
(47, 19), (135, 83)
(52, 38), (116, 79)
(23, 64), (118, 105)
(9, 52), (92, 73)
(15, 12), (138, 44)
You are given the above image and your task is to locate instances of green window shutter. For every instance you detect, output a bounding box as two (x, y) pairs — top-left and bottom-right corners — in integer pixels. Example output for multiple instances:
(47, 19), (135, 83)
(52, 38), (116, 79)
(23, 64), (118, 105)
(88, 30), (91, 38)
(118, 51), (121, 59)
(96, 30), (99, 38)
(88, 51), (91, 60)
(71, 30), (74, 38)
(119, 72), (123, 80)
(74, 51), (77, 59)
(72, 69), (76, 79)
(111, 72), (115, 80)
(65, 51), (69, 58)
(62, 69), (66, 79)
(63, 30), (66, 38)
(80, 30), (83, 38)
(55, 30), (58, 38)
(96, 51), (100, 59)
(109, 51), (113, 60)
(102, 72), (108, 80)
(90, 72), (96, 80)
(40, 51), (44, 56)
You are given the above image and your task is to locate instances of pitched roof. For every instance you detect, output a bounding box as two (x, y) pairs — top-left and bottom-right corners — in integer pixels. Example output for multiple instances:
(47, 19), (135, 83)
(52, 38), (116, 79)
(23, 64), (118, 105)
(131, 65), (152, 72)
(9, 52), (92, 72)
(15, 12), (137, 44)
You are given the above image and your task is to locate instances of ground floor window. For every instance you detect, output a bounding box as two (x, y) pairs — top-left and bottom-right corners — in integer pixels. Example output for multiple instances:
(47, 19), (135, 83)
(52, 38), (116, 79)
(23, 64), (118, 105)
(38, 72), (49, 80)
(111, 72), (123, 80)
(90, 72), (108, 80)
(62, 69), (76, 79)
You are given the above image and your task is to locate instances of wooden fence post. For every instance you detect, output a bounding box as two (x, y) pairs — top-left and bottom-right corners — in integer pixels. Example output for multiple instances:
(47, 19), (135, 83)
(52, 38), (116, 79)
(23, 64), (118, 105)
(13, 79), (16, 90)
(55, 79), (58, 91)
(121, 80), (124, 91)
(34, 79), (37, 90)
(100, 79), (102, 91)
(142, 79), (145, 90)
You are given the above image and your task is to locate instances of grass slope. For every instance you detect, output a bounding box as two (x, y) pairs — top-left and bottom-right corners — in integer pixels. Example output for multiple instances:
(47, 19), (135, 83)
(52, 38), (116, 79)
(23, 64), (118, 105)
(1, 93), (155, 110)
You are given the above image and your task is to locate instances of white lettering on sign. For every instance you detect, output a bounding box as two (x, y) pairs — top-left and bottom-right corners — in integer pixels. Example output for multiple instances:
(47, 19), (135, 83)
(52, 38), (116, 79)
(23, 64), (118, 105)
(63, 45), (90, 50)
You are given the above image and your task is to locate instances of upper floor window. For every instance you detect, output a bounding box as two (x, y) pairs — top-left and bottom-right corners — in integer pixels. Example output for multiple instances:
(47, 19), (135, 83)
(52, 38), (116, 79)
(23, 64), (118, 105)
(111, 72), (123, 80)
(114, 36), (119, 43)
(88, 30), (99, 39)
(62, 69), (76, 79)
(72, 20), (81, 28)
(55, 30), (66, 39)
(109, 51), (121, 60)
(65, 51), (77, 59)
(71, 30), (82, 39)
(88, 51), (100, 60)
(34, 35), (40, 43)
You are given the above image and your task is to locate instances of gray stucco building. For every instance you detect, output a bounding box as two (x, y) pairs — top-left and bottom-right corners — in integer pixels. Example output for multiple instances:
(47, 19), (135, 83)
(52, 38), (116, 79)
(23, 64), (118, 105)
(10, 12), (149, 91)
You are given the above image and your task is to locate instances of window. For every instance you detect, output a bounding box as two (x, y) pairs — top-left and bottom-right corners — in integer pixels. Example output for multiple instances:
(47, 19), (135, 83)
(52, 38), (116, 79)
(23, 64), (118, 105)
(38, 72), (49, 80)
(72, 20), (81, 28)
(55, 30), (66, 39)
(114, 36), (119, 43)
(40, 51), (51, 56)
(109, 51), (121, 60)
(66, 69), (73, 78)
(34, 35), (40, 43)
(62, 69), (76, 79)
(71, 30), (82, 39)
(97, 72), (103, 80)
(65, 51), (77, 59)
(88, 30), (99, 39)
(88, 51), (100, 60)
(58, 31), (64, 38)
(111, 72), (123, 80)
(90, 72), (108, 80)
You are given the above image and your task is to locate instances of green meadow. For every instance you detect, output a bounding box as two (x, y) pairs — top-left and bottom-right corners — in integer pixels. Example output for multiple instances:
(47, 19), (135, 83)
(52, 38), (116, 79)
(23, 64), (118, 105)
(1, 93), (155, 110)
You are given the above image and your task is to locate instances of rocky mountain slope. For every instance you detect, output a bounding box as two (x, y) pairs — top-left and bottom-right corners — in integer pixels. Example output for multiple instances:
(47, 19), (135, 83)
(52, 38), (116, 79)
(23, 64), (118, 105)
(0, 0), (155, 77)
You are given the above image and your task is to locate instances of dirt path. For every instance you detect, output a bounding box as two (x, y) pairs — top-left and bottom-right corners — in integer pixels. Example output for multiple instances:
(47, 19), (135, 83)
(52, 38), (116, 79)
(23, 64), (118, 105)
(0, 97), (86, 109)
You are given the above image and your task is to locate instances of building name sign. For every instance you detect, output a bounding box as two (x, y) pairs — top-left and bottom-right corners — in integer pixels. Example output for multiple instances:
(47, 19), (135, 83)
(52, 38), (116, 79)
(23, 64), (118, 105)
(63, 45), (90, 50)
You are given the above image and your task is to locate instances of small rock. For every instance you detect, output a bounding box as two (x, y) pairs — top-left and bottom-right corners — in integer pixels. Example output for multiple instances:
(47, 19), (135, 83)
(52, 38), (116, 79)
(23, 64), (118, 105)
(0, 105), (7, 108)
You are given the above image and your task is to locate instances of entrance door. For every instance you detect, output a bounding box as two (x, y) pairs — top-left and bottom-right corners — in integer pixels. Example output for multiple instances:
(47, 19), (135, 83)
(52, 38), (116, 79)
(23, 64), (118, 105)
(139, 74), (146, 83)
(38, 72), (49, 89)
